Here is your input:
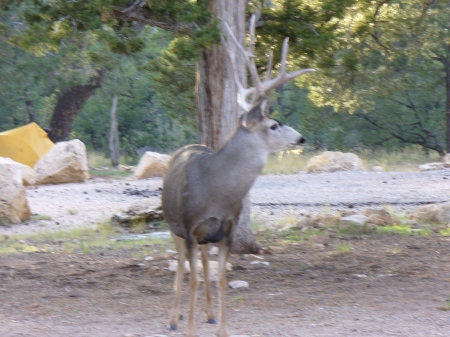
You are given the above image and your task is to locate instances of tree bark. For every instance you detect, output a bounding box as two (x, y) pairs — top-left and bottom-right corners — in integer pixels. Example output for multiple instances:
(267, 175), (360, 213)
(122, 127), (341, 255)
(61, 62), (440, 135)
(444, 56), (450, 154)
(109, 94), (120, 167)
(196, 0), (260, 254)
(48, 70), (105, 143)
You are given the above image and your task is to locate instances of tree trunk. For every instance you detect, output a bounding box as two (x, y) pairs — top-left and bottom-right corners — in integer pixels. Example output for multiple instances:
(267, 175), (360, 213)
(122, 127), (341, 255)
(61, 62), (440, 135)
(48, 70), (105, 143)
(196, 0), (260, 254)
(444, 57), (450, 154)
(109, 94), (120, 167)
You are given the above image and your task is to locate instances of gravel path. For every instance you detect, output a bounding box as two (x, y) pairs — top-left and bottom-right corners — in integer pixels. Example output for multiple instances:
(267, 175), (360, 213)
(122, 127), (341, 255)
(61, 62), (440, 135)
(2, 170), (450, 235)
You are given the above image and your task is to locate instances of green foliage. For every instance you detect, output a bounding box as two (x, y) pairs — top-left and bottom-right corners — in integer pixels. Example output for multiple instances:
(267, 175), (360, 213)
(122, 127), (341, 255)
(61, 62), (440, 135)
(0, 221), (173, 256)
(0, 0), (449, 159)
(307, 0), (449, 154)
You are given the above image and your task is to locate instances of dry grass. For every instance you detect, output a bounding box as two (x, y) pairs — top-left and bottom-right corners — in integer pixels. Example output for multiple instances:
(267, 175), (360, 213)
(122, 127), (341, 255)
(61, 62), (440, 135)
(262, 148), (441, 174)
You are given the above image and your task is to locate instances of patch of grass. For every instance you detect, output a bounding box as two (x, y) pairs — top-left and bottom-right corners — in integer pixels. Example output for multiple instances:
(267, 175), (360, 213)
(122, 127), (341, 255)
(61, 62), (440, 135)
(88, 151), (135, 167)
(277, 213), (299, 228)
(263, 149), (312, 174)
(358, 148), (440, 172)
(30, 214), (52, 221)
(298, 263), (309, 271)
(336, 244), (353, 254)
(280, 227), (323, 243)
(377, 224), (412, 236)
(262, 148), (440, 174)
(0, 221), (173, 256)
(439, 228), (450, 236)
(87, 151), (135, 179)
(231, 295), (245, 302)
(89, 168), (133, 179)
(251, 219), (265, 232)
(257, 227), (279, 245)
(67, 209), (78, 215)
(0, 217), (12, 227)
(129, 219), (148, 233)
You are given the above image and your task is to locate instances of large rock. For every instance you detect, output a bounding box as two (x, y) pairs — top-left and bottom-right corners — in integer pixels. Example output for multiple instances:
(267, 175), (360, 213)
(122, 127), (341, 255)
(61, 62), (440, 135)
(306, 151), (364, 173)
(418, 162), (446, 172)
(133, 152), (171, 179)
(411, 202), (450, 224)
(444, 153), (450, 165)
(339, 214), (377, 233)
(340, 214), (370, 227)
(34, 139), (89, 185)
(364, 208), (393, 226)
(0, 164), (31, 224)
(0, 157), (37, 186)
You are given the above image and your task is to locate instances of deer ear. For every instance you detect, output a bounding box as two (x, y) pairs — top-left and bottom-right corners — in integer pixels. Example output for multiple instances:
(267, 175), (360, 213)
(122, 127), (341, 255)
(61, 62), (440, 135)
(242, 103), (265, 131)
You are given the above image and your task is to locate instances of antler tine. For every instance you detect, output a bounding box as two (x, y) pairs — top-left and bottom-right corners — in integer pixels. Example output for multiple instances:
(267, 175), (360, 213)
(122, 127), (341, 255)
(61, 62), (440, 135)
(260, 37), (316, 93)
(246, 15), (263, 100)
(223, 14), (315, 111)
(221, 29), (255, 112)
(223, 19), (259, 111)
(265, 50), (273, 81)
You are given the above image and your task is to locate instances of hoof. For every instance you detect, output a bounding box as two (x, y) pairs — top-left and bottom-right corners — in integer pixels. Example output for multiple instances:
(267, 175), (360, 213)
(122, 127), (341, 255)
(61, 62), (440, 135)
(207, 318), (217, 324)
(169, 324), (177, 330)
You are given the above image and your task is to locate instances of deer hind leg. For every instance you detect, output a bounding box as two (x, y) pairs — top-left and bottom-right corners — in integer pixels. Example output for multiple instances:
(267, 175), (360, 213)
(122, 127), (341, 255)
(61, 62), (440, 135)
(201, 244), (216, 324)
(169, 234), (186, 330)
(185, 236), (200, 337)
(217, 239), (231, 337)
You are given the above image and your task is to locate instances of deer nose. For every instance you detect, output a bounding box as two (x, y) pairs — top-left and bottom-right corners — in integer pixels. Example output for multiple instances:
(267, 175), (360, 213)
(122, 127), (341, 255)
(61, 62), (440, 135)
(297, 136), (306, 145)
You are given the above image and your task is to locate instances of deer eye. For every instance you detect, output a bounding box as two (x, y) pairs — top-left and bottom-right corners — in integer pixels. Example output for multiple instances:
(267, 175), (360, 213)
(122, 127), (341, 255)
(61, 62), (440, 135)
(270, 124), (278, 130)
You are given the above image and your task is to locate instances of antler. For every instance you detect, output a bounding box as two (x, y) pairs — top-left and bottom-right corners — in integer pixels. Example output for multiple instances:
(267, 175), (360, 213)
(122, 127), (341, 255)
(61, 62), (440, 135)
(223, 15), (315, 112)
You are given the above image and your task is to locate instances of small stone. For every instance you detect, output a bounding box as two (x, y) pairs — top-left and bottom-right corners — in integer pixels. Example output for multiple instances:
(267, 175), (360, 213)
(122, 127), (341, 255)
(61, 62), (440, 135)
(250, 261), (270, 267)
(144, 256), (154, 261)
(228, 280), (249, 289)
(340, 214), (369, 227)
(353, 274), (368, 278)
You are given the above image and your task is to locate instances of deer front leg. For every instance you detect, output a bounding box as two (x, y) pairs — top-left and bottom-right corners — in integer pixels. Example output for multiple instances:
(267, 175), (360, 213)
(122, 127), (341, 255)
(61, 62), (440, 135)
(186, 237), (199, 337)
(169, 234), (186, 330)
(201, 244), (216, 324)
(217, 240), (231, 337)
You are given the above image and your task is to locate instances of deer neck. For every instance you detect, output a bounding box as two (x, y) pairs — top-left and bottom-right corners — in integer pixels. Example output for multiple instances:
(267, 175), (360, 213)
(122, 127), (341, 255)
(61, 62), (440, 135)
(210, 127), (268, 197)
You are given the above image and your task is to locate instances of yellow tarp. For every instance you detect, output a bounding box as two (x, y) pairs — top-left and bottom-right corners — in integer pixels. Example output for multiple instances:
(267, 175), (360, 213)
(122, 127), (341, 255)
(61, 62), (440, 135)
(0, 122), (54, 167)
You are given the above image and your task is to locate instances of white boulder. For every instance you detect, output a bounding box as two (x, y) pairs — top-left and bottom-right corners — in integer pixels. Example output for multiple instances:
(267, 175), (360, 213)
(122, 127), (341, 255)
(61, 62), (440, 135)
(0, 163), (30, 224)
(340, 214), (370, 227)
(133, 152), (171, 179)
(443, 153), (450, 165)
(306, 151), (364, 173)
(0, 157), (37, 186)
(34, 139), (89, 185)
(418, 162), (446, 171)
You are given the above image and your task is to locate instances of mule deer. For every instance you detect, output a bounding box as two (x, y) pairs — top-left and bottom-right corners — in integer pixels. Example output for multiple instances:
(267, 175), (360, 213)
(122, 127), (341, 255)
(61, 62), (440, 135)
(162, 15), (314, 337)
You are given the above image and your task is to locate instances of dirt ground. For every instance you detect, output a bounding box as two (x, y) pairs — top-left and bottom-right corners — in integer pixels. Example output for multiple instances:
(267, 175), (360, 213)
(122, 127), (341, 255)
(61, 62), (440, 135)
(0, 235), (449, 337)
(1, 171), (450, 337)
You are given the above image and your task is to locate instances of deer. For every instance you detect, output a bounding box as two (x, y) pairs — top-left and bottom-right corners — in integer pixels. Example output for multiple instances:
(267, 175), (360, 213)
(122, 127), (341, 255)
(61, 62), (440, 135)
(162, 15), (315, 337)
